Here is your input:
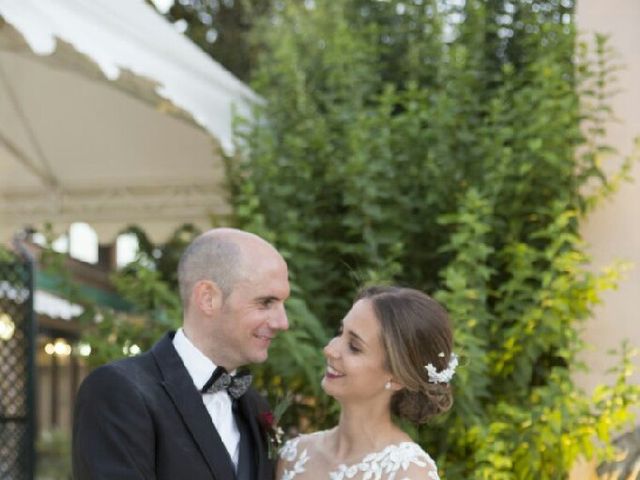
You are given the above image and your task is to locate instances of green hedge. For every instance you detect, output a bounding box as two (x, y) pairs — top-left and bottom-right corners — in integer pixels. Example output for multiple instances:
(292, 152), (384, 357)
(224, 1), (639, 478)
(61, 1), (639, 478)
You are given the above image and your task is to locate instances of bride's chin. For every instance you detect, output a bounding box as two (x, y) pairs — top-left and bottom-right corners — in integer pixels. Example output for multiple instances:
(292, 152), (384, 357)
(320, 376), (329, 392)
(320, 377), (338, 396)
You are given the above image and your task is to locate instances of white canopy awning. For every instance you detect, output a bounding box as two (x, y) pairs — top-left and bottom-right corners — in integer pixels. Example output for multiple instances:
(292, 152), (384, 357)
(35, 289), (84, 320)
(0, 280), (82, 320)
(0, 0), (258, 243)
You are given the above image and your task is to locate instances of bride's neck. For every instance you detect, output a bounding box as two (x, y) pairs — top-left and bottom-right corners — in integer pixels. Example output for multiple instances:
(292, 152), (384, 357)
(331, 403), (401, 461)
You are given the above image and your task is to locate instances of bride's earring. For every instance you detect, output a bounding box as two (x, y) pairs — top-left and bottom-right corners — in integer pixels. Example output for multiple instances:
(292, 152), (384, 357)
(384, 381), (392, 390)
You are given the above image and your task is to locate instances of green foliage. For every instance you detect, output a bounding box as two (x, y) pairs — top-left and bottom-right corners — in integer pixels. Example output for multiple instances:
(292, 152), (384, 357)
(224, 0), (640, 477)
(35, 429), (71, 480)
(0, 243), (13, 261)
(253, 285), (334, 429)
(34, 226), (185, 367)
(121, 224), (201, 291)
(80, 256), (183, 368)
(160, 0), (273, 82)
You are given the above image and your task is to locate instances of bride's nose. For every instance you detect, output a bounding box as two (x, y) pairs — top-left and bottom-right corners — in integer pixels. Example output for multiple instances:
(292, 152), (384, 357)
(323, 337), (339, 359)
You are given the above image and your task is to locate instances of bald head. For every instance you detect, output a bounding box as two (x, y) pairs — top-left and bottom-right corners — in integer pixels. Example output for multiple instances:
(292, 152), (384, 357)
(177, 228), (282, 311)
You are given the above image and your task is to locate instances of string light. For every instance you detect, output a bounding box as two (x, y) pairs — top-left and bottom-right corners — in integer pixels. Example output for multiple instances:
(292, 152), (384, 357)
(0, 313), (15, 341)
(44, 338), (72, 357)
(122, 342), (141, 356)
(76, 342), (92, 357)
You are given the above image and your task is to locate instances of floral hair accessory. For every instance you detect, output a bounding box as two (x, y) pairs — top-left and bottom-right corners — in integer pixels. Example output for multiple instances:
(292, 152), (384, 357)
(425, 352), (458, 384)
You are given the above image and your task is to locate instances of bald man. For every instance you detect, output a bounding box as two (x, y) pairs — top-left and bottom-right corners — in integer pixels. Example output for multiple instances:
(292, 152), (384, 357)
(73, 229), (290, 480)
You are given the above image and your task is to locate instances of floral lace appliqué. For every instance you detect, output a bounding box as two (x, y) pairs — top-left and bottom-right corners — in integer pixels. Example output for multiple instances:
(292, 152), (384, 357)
(280, 437), (311, 480)
(279, 438), (439, 480)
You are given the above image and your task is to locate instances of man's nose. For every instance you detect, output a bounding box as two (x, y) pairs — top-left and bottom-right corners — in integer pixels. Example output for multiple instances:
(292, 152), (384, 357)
(270, 304), (289, 331)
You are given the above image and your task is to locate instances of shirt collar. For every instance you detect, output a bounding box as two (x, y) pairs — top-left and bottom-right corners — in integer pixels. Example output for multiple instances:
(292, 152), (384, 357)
(173, 327), (217, 391)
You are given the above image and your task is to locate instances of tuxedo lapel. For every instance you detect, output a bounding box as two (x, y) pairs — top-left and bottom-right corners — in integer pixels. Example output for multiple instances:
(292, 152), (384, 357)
(152, 333), (236, 480)
(237, 393), (271, 479)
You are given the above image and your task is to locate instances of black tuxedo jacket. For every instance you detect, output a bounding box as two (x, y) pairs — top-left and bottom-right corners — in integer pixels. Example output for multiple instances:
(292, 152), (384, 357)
(72, 332), (274, 480)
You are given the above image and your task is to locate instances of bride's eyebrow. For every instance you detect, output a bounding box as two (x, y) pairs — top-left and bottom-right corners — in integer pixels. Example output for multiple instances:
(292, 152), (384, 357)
(347, 330), (366, 347)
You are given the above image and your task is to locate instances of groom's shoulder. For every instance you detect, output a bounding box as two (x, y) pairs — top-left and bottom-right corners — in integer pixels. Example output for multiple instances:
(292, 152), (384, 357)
(79, 351), (153, 391)
(106, 348), (156, 374)
(78, 336), (167, 395)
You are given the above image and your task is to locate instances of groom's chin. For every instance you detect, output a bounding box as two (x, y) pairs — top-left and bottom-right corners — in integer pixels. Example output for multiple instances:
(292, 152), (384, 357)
(246, 335), (274, 363)
(249, 346), (270, 365)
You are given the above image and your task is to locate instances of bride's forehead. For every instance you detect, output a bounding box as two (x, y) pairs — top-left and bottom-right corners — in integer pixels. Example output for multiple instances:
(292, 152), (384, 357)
(343, 300), (380, 334)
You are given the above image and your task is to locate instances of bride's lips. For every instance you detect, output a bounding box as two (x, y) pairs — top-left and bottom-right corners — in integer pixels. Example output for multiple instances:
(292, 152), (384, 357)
(325, 364), (345, 379)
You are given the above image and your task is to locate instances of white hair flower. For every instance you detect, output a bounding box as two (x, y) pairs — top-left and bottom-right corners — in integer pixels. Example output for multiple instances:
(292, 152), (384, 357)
(425, 353), (458, 384)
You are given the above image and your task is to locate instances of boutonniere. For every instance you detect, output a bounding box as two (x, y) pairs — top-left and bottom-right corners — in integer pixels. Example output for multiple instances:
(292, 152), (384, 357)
(258, 393), (292, 460)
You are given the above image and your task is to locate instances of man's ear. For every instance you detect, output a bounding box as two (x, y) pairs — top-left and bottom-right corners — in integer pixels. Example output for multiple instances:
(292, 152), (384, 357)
(192, 280), (223, 315)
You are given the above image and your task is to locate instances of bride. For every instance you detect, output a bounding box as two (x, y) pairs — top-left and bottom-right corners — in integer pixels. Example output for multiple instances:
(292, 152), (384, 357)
(277, 285), (457, 480)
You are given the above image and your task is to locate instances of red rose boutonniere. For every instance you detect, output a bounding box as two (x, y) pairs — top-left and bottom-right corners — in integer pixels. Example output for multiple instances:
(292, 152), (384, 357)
(258, 394), (292, 460)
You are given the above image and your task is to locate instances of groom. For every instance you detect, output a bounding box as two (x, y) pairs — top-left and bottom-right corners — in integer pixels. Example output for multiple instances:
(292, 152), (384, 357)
(72, 228), (290, 479)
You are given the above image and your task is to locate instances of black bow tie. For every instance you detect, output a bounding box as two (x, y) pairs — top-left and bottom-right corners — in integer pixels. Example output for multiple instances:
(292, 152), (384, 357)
(201, 367), (252, 399)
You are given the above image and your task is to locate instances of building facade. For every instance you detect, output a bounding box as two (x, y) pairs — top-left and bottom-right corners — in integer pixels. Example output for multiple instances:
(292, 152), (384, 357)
(571, 0), (640, 478)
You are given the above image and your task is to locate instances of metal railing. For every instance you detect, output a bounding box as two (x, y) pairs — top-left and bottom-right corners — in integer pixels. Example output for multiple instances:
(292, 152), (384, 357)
(0, 240), (36, 480)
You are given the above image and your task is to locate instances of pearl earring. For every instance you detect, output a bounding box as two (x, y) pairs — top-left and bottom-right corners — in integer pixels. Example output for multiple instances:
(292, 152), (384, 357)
(385, 381), (392, 390)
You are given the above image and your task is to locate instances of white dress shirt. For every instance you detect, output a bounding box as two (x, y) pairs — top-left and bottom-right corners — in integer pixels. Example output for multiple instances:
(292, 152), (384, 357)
(173, 328), (240, 468)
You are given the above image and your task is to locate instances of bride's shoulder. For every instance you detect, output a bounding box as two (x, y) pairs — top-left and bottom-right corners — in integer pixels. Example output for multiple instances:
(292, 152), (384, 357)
(279, 430), (328, 462)
(378, 442), (441, 480)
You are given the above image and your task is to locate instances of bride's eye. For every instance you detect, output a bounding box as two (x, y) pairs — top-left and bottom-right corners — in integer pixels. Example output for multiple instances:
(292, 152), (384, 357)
(334, 325), (343, 337)
(348, 342), (361, 354)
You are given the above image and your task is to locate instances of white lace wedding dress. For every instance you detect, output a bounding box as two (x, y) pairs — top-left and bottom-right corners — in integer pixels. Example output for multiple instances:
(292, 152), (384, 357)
(278, 432), (440, 480)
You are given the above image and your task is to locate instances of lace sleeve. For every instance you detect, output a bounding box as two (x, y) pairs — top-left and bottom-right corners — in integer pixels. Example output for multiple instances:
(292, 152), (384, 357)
(278, 437), (300, 463)
(277, 436), (310, 480)
(398, 461), (441, 480)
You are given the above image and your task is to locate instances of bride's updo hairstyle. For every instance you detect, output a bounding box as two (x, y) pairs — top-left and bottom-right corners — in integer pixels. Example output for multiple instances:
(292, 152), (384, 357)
(357, 285), (454, 424)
